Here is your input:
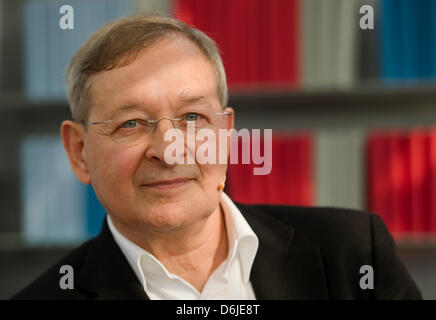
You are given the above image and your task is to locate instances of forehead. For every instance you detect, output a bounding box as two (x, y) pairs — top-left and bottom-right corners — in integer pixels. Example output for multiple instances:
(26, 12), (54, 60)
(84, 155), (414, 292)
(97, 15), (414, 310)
(87, 35), (219, 118)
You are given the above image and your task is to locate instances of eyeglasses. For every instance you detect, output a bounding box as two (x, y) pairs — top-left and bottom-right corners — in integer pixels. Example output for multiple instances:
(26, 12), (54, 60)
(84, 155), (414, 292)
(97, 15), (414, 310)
(81, 111), (232, 146)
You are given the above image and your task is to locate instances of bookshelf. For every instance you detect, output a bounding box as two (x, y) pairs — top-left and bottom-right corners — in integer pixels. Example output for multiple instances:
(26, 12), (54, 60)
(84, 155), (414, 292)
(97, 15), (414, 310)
(2, 0), (436, 300)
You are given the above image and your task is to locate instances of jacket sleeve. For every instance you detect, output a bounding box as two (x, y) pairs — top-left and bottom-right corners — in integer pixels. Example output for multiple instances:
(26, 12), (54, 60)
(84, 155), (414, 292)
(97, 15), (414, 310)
(371, 214), (422, 299)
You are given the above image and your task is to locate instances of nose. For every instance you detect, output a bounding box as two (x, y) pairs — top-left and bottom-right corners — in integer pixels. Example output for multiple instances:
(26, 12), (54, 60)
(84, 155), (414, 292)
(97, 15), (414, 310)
(150, 117), (178, 130)
(144, 118), (184, 166)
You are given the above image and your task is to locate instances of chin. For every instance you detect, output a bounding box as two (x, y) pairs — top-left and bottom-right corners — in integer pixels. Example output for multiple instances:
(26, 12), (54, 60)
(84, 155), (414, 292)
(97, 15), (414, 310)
(137, 207), (199, 233)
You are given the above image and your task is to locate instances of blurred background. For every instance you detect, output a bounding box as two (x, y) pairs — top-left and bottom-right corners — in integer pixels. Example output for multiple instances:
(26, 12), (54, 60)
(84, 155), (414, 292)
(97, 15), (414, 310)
(1, 0), (436, 299)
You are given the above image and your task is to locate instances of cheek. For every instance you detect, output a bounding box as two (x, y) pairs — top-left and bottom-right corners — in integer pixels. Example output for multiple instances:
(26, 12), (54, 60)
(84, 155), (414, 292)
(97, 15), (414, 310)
(197, 162), (227, 189)
(89, 141), (144, 189)
(107, 145), (144, 182)
(194, 132), (228, 188)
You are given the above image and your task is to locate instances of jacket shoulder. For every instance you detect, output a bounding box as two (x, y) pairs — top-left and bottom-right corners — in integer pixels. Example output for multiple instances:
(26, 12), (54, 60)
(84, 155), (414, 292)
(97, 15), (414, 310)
(237, 203), (422, 299)
(237, 203), (376, 248)
(11, 239), (95, 300)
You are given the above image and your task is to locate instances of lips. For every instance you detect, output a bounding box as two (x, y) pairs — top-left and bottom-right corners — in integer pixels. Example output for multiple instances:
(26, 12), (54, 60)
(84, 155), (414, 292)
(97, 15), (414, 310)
(142, 178), (193, 189)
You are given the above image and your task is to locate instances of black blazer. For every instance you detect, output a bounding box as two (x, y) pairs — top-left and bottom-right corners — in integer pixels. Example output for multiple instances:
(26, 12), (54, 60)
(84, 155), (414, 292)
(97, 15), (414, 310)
(12, 203), (422, 300)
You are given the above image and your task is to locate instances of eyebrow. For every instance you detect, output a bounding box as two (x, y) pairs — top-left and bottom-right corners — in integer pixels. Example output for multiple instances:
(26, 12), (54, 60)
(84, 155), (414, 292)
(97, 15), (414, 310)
(179, 94), (208, 106)
(103, 93), (210, 120)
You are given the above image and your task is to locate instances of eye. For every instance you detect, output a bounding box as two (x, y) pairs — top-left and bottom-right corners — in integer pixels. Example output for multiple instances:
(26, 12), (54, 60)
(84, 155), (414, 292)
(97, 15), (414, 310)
(184, 113), (202, 121)
(121, 119), (138, 129)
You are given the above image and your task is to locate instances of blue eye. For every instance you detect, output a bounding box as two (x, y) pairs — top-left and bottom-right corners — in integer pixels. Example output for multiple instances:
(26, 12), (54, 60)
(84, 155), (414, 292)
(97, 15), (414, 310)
(185, 113), (200, 121)
(121, 119), (138, 128)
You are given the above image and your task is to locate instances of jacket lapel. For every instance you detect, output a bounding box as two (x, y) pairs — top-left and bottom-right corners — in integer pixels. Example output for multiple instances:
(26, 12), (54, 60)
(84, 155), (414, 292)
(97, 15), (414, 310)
(76, 204), (329, 300)
(75, 217), (150, 300)
(237, 203), (329, 299)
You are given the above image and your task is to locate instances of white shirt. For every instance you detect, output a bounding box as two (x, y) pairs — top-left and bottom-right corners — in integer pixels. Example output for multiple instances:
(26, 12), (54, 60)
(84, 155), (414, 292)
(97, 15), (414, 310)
(107, 192), (259, 300)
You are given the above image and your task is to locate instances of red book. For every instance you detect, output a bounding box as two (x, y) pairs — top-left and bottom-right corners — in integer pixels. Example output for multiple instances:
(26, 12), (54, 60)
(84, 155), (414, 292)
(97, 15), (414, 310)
(266, 1), (281, 82)
(267, 133), (285, 204)
(285, 136), (300, 205)
(409, 129), (430, 233)
(298, 133), (313, 205)
(286, 0), (300, 85)
(249, 131), (267, 203)
(172, 0), (195, 26)
(174, 1), (300, 86)
(367, 132), (395, 232)
(245, 0), (261, 84)
(226, 132), (313, 206)
(429, 128), (436, 233)
(226, 134), (253, 203)
(390, 132), (412, 234)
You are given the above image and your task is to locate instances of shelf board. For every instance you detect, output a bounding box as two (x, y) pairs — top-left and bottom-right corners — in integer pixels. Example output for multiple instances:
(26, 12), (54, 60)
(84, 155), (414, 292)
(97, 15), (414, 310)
(0, 232), (84, 251)
(2, 82), (436, 112)
(229, 82), (436, 110)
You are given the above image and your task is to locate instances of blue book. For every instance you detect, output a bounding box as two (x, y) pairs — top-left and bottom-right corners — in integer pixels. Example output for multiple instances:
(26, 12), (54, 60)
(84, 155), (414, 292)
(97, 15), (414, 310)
(22, 0), (50, 99)
(401, 0), (433, 80)
(380, 0), (404, 81)
(23, 0), (135, 101)
(428, 0), (436, 77)
(20, 135), (108, 244)
(20, 135), (87, 245)
(47, 0), (65, 99)
(85, 185), (106, 238)
(52, 0), (80, 99)
(381, 0), (436, 82)
(417, 0), (433, 79)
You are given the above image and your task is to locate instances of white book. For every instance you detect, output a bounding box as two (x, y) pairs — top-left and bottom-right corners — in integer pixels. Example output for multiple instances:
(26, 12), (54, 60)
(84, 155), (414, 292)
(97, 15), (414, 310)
(301, 0), (358, 88)
(133, 0), (170, 16)
(315, 129), (365, 210)
(301, 0), (322, 88)
(336, 0), (358, 88)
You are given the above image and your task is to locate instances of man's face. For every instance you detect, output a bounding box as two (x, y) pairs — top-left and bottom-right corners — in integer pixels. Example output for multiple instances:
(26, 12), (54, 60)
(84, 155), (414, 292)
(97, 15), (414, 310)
(82, 35), (233, 233)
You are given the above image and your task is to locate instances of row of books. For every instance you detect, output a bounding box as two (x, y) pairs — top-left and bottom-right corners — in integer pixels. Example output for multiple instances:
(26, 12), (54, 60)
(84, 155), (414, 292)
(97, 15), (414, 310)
(22, 0), (169, 100)
(227, 128), (436, 235)
(174, 0), (300, 86)
(174, 0), (436, 87)
(225, 129), (366, 211)
(367, 129), (436, 234)
(20, 0), (436, 99)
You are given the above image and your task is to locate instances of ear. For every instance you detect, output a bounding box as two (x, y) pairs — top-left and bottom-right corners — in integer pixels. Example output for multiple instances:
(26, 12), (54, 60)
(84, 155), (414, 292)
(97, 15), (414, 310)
(61, 120), (91, 184)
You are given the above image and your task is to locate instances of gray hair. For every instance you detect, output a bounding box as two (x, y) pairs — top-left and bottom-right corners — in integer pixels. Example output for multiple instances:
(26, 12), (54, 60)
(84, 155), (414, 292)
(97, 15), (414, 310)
(65, 15), (228, 123)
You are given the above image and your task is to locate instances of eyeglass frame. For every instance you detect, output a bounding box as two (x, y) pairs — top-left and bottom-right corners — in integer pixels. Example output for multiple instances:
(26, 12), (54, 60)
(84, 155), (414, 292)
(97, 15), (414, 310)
(81, 112), (232, 131)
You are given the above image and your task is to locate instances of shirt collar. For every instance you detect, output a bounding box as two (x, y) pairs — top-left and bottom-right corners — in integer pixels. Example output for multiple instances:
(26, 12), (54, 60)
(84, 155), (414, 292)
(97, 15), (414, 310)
(220, 192), (259, 284)
(107, 192), (259, 291)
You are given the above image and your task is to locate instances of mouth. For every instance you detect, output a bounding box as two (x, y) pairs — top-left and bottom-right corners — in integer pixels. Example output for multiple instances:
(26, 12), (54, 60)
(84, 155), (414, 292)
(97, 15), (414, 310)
(142, 178), (194, 190)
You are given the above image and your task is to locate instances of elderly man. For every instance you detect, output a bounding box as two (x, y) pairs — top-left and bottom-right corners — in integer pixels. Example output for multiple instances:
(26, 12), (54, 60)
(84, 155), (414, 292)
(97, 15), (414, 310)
(13, 15), (421, 300)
